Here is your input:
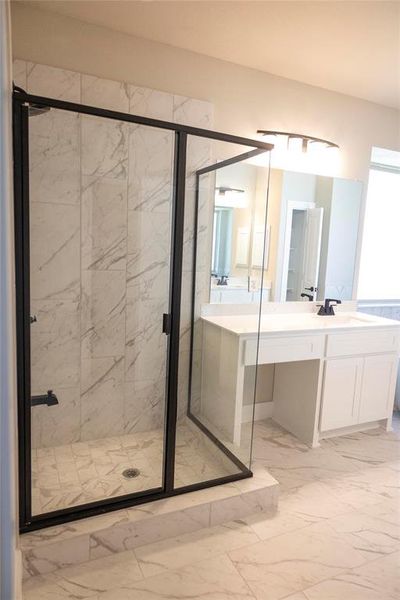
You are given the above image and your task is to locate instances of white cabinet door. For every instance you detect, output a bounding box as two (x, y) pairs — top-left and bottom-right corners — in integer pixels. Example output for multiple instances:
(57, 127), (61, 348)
(320, 357), (363, 432)
(358, 354), (398, 423)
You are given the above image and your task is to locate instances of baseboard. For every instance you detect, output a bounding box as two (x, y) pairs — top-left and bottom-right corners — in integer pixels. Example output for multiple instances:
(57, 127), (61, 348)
(242, 401), (274, 423)
(319, 420), (381, 439)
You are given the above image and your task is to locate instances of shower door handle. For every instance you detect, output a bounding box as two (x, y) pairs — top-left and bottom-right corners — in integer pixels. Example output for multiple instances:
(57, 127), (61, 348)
(162, 313), (171, 335)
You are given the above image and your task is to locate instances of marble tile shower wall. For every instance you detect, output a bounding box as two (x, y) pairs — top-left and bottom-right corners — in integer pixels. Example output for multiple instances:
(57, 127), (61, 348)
(13, 60), (214, 448)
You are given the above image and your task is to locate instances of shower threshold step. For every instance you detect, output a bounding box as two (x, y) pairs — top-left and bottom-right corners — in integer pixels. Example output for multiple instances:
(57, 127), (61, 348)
(21, 469), (279, 579)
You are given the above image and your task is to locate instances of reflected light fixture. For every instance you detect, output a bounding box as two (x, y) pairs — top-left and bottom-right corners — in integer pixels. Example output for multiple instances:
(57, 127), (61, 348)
(215, 186), (247, 208)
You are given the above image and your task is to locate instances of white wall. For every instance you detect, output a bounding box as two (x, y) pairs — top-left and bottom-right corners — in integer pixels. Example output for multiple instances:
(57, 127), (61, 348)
(10, 2), (400, 189)
(0, 1), (21, 598)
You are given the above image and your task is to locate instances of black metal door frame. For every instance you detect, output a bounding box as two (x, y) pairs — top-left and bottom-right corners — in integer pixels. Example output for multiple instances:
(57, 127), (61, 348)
(12, 87), (273, 532)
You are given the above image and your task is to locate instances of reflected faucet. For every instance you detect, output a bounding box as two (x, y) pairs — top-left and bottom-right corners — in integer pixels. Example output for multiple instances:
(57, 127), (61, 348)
(301, 293), (313, 301)
(217, 275), (228, 286)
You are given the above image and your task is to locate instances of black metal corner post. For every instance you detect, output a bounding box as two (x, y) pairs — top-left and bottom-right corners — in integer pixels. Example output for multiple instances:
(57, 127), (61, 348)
(13, 97), (32, 527)
(164, 131), (187, 492)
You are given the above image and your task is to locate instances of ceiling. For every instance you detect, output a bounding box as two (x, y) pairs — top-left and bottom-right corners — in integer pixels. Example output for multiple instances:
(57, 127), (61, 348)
(17, 1), (400, 109)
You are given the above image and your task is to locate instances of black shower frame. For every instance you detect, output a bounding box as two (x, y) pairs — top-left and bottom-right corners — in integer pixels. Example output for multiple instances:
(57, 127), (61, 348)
(12, 87), (273, 533)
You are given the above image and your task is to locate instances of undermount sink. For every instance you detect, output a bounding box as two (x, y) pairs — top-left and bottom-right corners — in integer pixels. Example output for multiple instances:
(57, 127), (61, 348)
(311, 314), (371, 326)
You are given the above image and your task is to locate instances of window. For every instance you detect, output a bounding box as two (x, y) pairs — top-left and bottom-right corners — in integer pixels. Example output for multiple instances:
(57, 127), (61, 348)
(358, 167), (400, 300)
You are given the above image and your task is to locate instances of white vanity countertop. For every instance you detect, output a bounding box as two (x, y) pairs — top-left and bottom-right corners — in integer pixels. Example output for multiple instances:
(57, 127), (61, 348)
(201, 311), (400, 337)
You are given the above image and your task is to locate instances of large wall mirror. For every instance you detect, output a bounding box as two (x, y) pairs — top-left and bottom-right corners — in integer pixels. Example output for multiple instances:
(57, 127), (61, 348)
(209, 165), (363, 304)
(210, 161), (271, 304)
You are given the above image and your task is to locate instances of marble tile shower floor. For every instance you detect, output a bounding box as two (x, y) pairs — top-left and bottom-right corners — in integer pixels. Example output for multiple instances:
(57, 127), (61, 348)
(32, 421), (239, 515)
(25, 414), (400, 599)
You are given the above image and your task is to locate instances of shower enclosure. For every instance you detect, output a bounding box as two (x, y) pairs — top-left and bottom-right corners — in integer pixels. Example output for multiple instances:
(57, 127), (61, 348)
(13, 86), (272, 531)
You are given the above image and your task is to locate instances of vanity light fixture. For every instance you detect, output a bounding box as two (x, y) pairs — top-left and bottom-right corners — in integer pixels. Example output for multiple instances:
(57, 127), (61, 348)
(215, 186), (247, 208)
(252, 130), (340, 175)
(257, 131), (339, 153)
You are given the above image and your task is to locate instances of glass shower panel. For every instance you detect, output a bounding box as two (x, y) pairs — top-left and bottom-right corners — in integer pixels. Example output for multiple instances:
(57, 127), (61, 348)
(28, 106), (175, 515)
(174, 136), (270, 488)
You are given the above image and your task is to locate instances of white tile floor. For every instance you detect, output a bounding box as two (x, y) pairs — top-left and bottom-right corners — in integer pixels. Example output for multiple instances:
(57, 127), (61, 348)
(24, 414), (400, 599)
(32, 421), (239, 515)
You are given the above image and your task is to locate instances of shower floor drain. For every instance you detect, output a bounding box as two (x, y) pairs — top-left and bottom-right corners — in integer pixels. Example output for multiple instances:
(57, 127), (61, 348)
(122, 468), (141, 479)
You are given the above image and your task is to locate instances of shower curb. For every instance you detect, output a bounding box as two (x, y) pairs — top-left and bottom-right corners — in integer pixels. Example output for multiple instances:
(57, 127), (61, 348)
(20, 471), (279, 579)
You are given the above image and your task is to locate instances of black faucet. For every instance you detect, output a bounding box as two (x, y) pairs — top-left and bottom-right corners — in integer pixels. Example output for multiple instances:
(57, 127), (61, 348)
(31, 390), (59, 407)
(217, 275), (228, 286)
(301, 293), (313, 301)
(317, 298), (342, 316)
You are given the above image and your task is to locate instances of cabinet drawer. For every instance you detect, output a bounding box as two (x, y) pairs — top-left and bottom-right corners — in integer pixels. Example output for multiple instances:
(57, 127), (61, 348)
(244, 334), (324, 366)
(326, 329), (400, 358)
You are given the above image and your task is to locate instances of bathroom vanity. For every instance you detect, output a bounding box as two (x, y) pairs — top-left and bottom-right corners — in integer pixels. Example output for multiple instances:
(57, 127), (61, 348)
(199, 307), (400, 447)
(191, 161), (399, 452)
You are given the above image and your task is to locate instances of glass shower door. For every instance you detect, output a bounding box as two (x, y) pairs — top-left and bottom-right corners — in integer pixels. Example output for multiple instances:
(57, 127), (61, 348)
(27, 105), (175, 516)
(175, 137), (271, 488)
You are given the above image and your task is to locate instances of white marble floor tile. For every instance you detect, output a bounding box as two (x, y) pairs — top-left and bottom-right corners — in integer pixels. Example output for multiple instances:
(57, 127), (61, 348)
(323, 510), (400, 560)
(324, 428), (400, 466)
(134, 519), (259, 578)
(362, 496), (400, 525)
(228, 521), (366, 600)
(278, 481), (356, 522)
(23, 576), (73, 600)
(303, 550), (400, 600)
(243, 507), (311, 541)
(23, 550), (142, 599)
(50, 550), (142, 597)
(98, 554), (256, 600)
(340, 465), (400, 501)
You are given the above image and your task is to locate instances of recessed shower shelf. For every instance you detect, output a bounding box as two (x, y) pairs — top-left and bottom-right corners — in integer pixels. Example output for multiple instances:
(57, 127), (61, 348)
(21, 469), (279, 579)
